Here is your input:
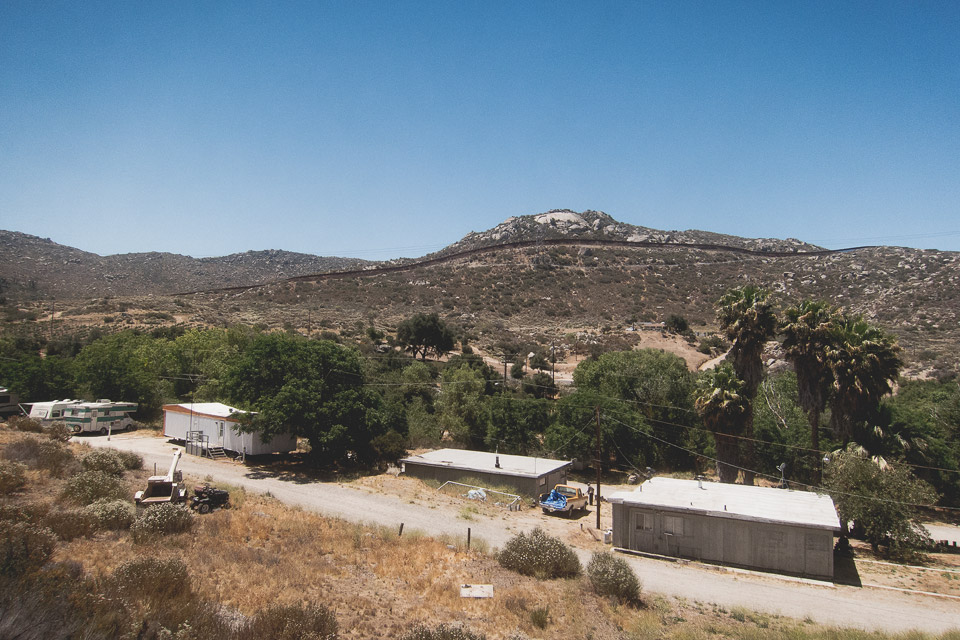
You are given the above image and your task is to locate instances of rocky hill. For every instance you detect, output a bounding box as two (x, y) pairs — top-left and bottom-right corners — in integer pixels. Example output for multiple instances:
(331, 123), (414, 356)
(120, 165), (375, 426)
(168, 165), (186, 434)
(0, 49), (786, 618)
(0, 231), (370, 299)
(2, 211), (958, 374)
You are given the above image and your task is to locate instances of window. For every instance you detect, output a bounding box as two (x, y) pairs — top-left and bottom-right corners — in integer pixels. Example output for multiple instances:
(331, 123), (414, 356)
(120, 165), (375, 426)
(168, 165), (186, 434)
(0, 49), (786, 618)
(218, 422), (224, 438)
(635, 512), (653, 531)
(52, 410), (62, 418)
(663, 515), (685, 536)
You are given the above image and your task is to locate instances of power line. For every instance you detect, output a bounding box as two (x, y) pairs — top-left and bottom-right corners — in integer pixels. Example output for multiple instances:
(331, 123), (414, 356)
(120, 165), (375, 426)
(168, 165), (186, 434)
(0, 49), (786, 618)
(603, 412), (960, 513)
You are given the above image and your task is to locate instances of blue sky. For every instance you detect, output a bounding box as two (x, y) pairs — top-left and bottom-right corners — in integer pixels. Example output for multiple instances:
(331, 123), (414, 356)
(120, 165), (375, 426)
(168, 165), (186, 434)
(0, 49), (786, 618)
(1, 1), (958, 260)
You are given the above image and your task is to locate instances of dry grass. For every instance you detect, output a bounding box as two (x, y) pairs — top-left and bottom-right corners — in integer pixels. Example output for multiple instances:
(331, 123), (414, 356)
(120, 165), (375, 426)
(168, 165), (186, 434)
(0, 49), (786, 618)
(3, 427), (960, 639)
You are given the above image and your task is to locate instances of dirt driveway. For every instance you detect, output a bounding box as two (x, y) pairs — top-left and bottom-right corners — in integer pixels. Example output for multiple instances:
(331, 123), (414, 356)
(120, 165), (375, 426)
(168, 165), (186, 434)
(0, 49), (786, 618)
(83, 433), (960, 634)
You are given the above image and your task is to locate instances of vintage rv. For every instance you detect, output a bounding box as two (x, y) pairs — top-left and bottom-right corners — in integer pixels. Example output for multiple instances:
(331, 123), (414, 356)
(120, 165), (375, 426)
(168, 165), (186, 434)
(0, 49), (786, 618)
(62, 400), (138, 434)
(24, 399), (82, 426)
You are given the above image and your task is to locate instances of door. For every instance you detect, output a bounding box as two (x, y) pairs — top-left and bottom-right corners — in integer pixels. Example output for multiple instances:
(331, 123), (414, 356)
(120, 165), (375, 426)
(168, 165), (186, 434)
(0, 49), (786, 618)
(630, 510), (655, 552)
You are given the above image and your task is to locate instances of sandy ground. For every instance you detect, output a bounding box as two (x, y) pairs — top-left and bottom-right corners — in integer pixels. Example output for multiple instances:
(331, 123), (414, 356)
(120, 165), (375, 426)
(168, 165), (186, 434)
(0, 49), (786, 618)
(81, 432), (960, 634)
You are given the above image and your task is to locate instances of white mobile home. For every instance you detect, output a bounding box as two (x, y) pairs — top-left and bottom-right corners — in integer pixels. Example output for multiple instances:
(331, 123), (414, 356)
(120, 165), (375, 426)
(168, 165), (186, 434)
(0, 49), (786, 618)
(610, 478), (841, 579)
(162, 402), (296, 456)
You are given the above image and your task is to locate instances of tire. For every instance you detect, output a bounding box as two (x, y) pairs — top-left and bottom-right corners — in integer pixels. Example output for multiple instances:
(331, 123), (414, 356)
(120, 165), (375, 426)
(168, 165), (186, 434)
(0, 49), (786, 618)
(99, 427), (107, 435)
(542, 507), (549, 515)
(198, 503), (211, 514)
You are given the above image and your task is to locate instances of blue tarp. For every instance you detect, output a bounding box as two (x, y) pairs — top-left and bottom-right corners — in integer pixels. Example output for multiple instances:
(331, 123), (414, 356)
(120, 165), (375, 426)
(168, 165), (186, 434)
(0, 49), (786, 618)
(539, 489), (568, 510)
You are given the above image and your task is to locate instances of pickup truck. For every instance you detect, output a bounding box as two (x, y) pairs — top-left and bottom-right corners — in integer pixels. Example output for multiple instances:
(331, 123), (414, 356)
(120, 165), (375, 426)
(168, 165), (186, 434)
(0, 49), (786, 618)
(538, 484), (588, 516)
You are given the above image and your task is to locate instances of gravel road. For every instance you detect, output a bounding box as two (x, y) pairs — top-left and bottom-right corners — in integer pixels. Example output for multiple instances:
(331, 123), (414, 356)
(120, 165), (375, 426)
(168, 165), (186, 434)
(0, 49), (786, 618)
(85, 433), (960, 634)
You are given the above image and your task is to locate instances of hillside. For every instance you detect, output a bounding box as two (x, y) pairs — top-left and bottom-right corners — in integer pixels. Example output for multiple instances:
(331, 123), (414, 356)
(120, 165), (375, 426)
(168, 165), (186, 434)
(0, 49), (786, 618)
(2, 211), (958, 373)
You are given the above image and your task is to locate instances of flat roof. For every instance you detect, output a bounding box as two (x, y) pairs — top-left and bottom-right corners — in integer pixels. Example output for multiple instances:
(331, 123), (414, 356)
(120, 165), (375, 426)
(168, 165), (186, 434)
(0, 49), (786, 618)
(162, 402), (250, 421)
(609, 477), (841, 531)
(400, 448), (571, 479)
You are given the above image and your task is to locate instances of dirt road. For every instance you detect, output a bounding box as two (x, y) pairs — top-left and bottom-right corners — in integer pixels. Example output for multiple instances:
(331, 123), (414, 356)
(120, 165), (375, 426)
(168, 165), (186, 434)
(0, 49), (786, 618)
(86, 433), (960, 634)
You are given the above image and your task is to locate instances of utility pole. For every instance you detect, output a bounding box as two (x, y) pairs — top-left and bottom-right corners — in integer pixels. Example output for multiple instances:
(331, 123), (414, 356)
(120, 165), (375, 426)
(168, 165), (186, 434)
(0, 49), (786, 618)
(595, 405), (602, 530)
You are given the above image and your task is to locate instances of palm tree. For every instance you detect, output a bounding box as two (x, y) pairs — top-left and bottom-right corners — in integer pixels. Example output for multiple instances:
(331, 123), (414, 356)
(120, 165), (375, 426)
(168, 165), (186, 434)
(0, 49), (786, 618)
(717, 285), (777, 483)
(826, 314), (903, 445)
(781, 300), (839, 472)
(695, 363), (750, 483)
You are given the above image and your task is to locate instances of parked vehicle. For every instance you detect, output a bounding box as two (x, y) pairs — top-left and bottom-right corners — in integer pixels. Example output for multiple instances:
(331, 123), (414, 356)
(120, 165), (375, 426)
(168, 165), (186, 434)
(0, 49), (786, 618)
(135, 450), (187, 506)
(62, 400), (138, 435)
(190, 484), (230, 513)
(0, 387), (20, 418)
(22, 399), (82, 426)
(539, 484), (588, 516)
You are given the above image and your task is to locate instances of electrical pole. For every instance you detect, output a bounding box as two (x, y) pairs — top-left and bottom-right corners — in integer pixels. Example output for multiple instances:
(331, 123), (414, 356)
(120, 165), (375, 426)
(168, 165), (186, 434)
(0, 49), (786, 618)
(595, 405), (602, 530)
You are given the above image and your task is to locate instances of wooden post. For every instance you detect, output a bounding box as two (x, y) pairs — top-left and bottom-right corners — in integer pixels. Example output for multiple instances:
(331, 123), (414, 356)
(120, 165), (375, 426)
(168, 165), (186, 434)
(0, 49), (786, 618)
(398, 523), (404, 537)
(467, 527), (471, 550)
(596, 406), (602, 531)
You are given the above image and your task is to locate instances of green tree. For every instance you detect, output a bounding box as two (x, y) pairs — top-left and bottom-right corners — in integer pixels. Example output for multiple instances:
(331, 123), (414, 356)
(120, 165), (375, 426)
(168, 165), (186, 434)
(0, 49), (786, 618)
(826, 315), (902, 445)
(74, 331), (173, 417)
(573, 349), (698, 470)
(436, 365), (488, 449)
(396, 313), (455, 361)
(523, 372), (557, 399)
(717, 285), (777, 483)
(825, 447), (937, 557)
(486, 396), (550, 455)
(780, 300), (839, 471)
(694, 363), (749, 483)
(543, 390), (647, 471)
(877, 379), (960, 507)
(224, 333), (382, 467)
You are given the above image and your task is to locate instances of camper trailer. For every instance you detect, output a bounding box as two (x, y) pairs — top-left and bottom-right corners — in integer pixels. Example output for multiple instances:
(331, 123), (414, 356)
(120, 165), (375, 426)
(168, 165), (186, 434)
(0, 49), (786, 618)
(62, 400), (138, 435)
(24, 399), (82, 426)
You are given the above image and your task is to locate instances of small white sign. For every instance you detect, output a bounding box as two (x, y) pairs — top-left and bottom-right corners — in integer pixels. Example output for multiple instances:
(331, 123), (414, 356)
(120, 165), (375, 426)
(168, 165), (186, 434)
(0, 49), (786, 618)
(460, 584), (494, 599)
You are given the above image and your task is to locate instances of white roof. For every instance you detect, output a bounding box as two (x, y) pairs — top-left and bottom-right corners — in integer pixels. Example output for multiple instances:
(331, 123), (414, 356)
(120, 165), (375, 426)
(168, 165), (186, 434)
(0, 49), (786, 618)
(164, 402), (249, 419)
(609, 477), (841, 531)
(401, 448), (571, 478)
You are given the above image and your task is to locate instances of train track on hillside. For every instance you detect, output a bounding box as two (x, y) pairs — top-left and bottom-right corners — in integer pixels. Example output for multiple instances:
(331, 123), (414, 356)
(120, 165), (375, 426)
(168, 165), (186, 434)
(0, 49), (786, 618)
(177, 238), (876, 296)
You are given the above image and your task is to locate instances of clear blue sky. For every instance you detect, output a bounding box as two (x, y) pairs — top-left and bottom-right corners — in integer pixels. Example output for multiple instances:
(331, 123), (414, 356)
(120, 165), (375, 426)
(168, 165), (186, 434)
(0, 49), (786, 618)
(1, 1), (958, 260)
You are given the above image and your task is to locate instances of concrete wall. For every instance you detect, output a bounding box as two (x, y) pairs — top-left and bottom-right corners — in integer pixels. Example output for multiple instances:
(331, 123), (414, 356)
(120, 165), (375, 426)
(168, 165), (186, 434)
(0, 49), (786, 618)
(402, 463), (566, 498)
(613, 503), (834, 579)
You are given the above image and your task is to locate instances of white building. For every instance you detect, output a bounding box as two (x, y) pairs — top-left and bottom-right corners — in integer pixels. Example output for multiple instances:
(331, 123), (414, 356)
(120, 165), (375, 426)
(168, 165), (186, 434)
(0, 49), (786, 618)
(162, 402), (296, 456)
(609, 477), (841, 579)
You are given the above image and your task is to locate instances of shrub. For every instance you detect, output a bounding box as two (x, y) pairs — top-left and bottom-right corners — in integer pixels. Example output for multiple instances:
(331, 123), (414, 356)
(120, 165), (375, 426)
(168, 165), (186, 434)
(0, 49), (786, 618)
(530, 606), (549, 629)
(587, 551), (642, 603)
(81, 449), (126, 476)
(5, 415), (44, 433)
(400, 624), (485, 640)
(111, 556), (191, 604)
(0, 521), (56, 577)
(0, 460), (27, 494)
(44, 421), (73, 443)
(43, 508), (98, 541)
(86, 499), (135, 530)
(131, 503), (195, 543)
(61, 470), (128, 505)
(497, 527), (581, 579)
(117, 450), (143, 470)
(3, 435), (75, 476)
(245, 602), (339, 640)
